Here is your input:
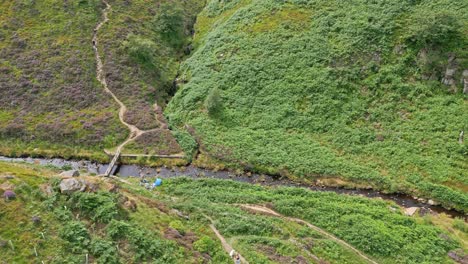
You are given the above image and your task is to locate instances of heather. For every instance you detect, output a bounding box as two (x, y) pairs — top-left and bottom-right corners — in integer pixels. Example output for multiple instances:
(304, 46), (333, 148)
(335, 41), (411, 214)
(0, 0), (204, 159)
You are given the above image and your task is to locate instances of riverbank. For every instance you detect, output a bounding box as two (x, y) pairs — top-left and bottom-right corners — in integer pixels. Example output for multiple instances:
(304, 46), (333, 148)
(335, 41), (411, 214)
(1, 155), (465, 219)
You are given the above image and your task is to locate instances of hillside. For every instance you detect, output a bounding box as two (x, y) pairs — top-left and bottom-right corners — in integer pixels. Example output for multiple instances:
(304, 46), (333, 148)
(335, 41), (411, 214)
(1, 161), (467, 263)
(166, 0), (468, 211)
(0, 1), (467, 262)
(0, 0), (203, 161)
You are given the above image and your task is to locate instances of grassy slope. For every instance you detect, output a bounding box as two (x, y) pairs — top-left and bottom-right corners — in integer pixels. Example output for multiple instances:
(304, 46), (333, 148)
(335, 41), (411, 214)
(0, 0), (127, 160)
(99, 0), (205, 130)
(166, 0), (468, 211)
(1, 161), (466, 263)
(0, 0), (204, 161)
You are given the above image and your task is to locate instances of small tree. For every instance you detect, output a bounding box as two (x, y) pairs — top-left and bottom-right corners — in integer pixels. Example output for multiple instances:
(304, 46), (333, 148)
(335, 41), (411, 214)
(204, 88), (222, 115)
(403, 9), (460, 49)
(123, 34), (159, 69)
(152, 3), (185, 48)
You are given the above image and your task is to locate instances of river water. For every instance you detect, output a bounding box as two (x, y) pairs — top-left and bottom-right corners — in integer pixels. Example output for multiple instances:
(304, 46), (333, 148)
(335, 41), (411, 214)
(1, 156), (465, 219)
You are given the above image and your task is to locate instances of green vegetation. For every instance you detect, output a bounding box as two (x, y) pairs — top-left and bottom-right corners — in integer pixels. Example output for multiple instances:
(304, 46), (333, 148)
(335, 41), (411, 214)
(205, 88), (222, 115)
(100, 0), (204, 130)
(1, 0), (467, 260)
(0, 0), (205, 159)
(123, 34), (160, 69)
(166, 0), (468, 211)
(2, 161), (466, 263)
(152, 3), (186, 48)
(0, 162), (221, 263)
(161, 177), (464, 263)
(0, 0), (127, 158)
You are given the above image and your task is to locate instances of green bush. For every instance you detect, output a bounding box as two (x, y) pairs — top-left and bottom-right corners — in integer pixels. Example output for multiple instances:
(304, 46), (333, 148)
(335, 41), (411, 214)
(90, 238), (120, 264)
(59, 221), (90, 252)
(204, 88), (222, 115)
(106, 220), (180, 262)
(169, 220), (186, 235)
(152, 3), (185, 48)
(172, 129), (198, 159)
(69, 191), (120, 223)
(402, 6), (462, 48)
(193, 235), (217, 253)
(123, 34), (159, 69)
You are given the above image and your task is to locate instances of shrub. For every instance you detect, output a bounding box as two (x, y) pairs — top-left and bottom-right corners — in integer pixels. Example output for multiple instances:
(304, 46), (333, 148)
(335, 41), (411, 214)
(69, 192), (120, 223)
(193, 235), (216, 253)
(59, 221), (90, 252)
(106, 220), (179, 262)
(204, 88), (222, 115)
(169, 220), (186, 235)
(402, 7), (461, 48)
(90, 238), (120, 264)
(152, 3), (185, 48)
(172, 130), (198, 159)
(123, 34), (159, 69)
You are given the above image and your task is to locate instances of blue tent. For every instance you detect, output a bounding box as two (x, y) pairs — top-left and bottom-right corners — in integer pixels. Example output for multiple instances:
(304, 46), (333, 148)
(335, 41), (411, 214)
(153, 178), (162, 187)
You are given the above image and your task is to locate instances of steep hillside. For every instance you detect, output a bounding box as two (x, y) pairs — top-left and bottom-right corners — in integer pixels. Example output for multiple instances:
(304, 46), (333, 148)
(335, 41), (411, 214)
(166, 0), (468, 211)
(0, 0), (203, 161)
(1, 161), (467, 263)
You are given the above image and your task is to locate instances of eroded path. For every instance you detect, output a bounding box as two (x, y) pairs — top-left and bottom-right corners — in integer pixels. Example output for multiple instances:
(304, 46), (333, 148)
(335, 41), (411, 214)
(239, 204), (379, 264)
(92, 0), (183, 174)
(93, 0), (142, 139)
(203, 214), (249, 264)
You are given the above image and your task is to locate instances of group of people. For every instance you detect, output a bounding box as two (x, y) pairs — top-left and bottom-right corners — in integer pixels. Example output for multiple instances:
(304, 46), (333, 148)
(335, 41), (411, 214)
(139, 177), (162, 190)
(229, 249), (242, 264)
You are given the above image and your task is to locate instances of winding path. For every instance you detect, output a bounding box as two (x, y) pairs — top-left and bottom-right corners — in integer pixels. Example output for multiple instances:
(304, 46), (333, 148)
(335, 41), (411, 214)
(239, 204), (379, 264)
(92, 0), (184, 175)
(93, 0), (142, 139)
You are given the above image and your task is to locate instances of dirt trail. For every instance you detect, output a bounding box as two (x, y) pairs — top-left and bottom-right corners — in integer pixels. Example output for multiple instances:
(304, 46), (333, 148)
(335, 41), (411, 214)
(93, 0), (142, 139)
(203, 215), (249, 264)
(93, 0), (142, 155)
(239, 204), (379, 264)
(92, 0), (184, 166)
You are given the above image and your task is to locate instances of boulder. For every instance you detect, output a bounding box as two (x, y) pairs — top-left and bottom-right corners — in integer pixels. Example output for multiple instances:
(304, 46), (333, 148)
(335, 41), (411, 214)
(3, 190), (16, 201)
(59, 170), (80, 178)
(418, 207), (432, 217)
(32, 216), (41, 225)
(171, 209), (189, 220)
(404, 207), (418, 216)
(106, 183), (119, 193)
(0, 175), (15, 180)
(59, 178), (86, 194)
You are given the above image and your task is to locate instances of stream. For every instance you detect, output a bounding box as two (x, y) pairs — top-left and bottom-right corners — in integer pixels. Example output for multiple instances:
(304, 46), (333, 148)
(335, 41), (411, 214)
(0, 156), (465, 219)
